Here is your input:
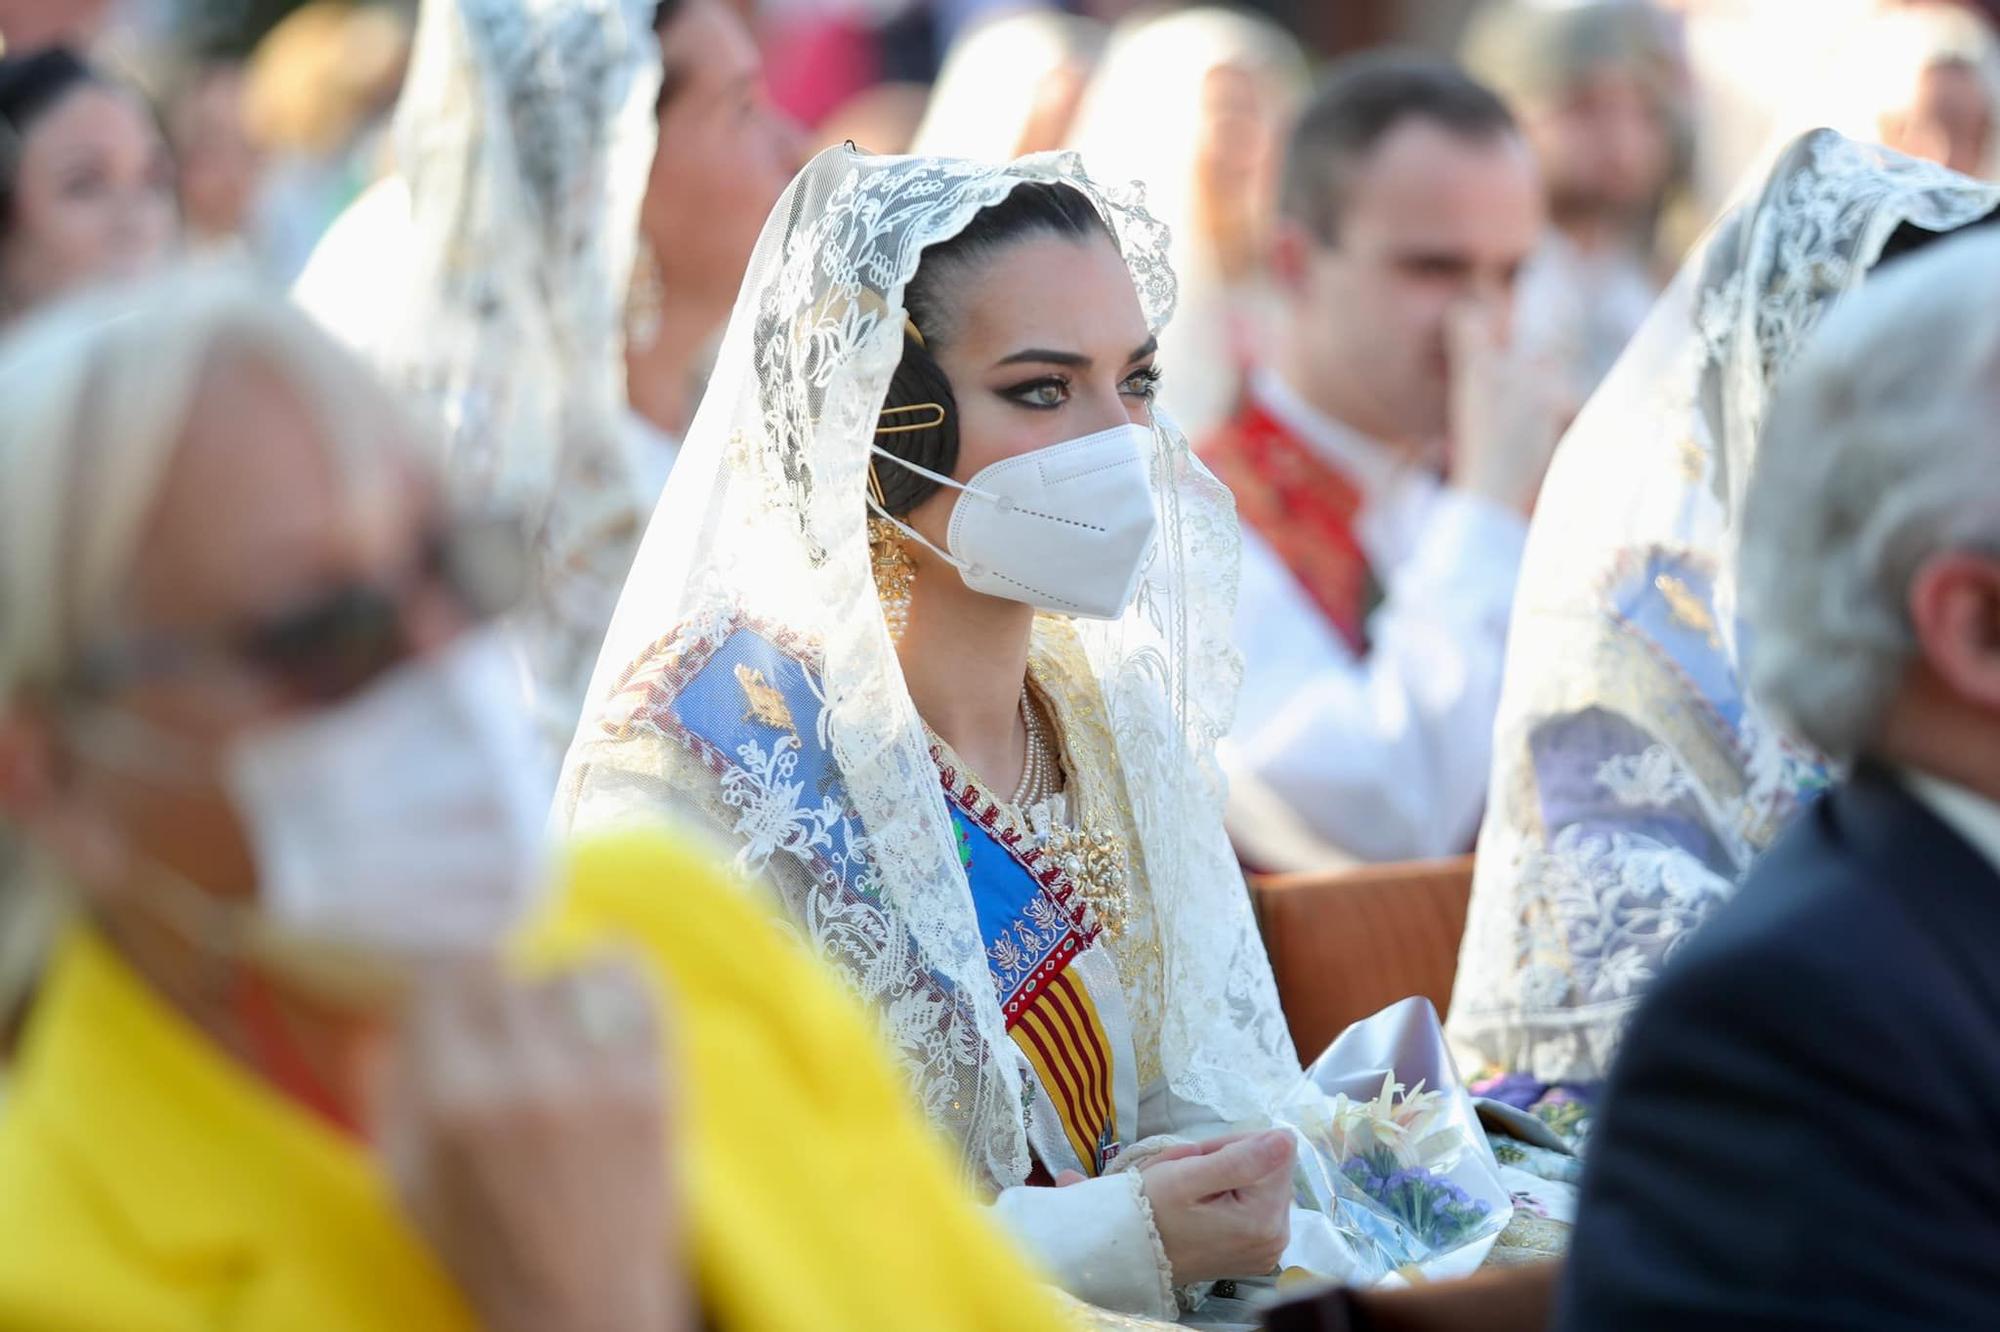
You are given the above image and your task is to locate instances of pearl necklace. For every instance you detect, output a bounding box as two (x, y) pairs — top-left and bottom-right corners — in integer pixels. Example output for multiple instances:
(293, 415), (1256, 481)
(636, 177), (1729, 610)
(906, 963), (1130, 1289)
(1011, 684), (1060, 809)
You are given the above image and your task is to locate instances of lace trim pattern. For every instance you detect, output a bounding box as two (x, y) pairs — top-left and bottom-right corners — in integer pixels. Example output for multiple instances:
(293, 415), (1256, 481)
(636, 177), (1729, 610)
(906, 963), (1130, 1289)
(1122, 1171), (1179, 1317)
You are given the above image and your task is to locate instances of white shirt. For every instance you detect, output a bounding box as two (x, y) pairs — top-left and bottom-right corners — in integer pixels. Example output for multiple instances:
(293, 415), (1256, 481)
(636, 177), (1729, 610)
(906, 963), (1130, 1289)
(1222, 369), (1528, 867)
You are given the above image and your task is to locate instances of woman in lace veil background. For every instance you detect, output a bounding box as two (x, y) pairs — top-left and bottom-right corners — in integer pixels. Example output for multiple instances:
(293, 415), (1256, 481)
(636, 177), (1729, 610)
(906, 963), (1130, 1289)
(1064, 8), (1309, 445)
(290, 0), (662, 775)
(556, 145), (1307, 1321)
(1447, 129), (2000, 1102)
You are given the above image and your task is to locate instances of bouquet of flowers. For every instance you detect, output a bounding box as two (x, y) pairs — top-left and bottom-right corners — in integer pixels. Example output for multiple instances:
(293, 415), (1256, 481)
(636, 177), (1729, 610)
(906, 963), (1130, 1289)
(1274, 998), (1513, 1284)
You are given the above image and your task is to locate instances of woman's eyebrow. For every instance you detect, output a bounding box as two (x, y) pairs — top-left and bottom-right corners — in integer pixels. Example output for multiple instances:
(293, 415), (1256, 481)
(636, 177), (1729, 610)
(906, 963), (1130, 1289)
(994, 347), (1089, 369)
(993, 335), (1158, 370)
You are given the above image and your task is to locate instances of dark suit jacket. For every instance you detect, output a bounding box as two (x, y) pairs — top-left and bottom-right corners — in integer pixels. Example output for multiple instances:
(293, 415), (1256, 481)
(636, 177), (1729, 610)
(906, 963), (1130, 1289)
(1556, 764), (2000, 1330)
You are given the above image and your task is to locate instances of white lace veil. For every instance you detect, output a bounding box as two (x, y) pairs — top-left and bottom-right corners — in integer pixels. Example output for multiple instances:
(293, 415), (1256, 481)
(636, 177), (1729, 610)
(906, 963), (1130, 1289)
(1064, 8), (1308, 444)
(556, 146), (1298, 1187)
(908, 9), (1103, 162)
(1448, 130), (2000, 1084)
(302, 0), (659, 515)
(294, 0), (662, 763)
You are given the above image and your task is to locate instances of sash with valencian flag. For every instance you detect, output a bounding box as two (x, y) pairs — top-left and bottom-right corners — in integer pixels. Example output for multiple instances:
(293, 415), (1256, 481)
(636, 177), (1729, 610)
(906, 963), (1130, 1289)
(934, 754), (1121, 1177)
(1201, 395), (1383, 655)
(622, 614), (1122, 1178)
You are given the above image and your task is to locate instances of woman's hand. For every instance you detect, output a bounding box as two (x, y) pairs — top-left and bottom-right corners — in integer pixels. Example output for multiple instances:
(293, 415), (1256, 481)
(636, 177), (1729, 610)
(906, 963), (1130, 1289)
(1138, 1129), (1296, 1286)
(380, 958), (686, 1332)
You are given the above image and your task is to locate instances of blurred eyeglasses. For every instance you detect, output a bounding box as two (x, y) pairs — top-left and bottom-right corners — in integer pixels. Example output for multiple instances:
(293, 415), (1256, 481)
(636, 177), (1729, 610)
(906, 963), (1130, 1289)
(67, 514), (528, 706)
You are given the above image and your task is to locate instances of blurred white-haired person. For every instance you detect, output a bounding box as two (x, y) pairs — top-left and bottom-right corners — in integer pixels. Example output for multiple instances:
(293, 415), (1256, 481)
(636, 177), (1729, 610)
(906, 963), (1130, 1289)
(1464, 1), (1684, 403)
(1558, 223), (2000, 1327)
(0, 265), (1084, 1331)
(1065, 6), (1310, 442)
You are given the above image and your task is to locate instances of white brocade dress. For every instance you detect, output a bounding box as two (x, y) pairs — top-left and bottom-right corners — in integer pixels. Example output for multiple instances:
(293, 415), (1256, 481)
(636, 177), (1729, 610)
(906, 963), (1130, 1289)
(556, 147), (1302, 1322)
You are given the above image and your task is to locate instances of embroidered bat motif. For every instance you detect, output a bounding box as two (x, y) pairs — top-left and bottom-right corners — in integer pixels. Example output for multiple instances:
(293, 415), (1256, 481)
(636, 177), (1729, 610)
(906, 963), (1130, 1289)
(1652, 572), (1722, 649)
(735, 664), (797, 733)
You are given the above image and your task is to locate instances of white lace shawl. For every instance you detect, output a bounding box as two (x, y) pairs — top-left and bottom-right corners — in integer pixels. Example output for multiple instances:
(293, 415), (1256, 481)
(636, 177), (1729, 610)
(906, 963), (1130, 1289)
(294, 0), (662, 767)
(1062, 8), (1307, 445)
(554, 147), (1300, 1189)
(1447, 131), (2000, 1083)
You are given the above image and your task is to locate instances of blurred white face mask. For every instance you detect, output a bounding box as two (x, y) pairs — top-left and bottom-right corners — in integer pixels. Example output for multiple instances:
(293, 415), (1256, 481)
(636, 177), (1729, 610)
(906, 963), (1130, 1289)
(868, 421), (1161, 620)
(223, 627), (551, 958)
(71, 628), (551, 997)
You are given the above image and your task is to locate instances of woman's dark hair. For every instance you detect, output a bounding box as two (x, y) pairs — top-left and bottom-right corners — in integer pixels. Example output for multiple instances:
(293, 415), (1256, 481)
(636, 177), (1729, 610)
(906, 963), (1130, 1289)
(0, 48), (99, 231)
(871, 181), (1113, 516)
(653, 0), (690, 110)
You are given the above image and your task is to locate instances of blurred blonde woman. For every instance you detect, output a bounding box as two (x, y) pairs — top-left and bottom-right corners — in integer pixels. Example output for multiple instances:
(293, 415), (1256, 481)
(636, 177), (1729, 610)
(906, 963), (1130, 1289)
(0, 266), (1077, 1330)
(911, 8), (1105, 162)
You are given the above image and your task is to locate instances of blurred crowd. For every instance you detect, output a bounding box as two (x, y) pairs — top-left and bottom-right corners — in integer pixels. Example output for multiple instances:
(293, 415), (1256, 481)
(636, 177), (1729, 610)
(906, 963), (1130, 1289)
(3, 0), (2000, 1328)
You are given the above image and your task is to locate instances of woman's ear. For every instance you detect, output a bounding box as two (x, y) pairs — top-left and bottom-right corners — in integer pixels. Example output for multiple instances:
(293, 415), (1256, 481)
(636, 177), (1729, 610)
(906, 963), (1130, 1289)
(1907, 550), (2000, 713)
(0, 704), (128, 887)
(0, 708), (58, 824)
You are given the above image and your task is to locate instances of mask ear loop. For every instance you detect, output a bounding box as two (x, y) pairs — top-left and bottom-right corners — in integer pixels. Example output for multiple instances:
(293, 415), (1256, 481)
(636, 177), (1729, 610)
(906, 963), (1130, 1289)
(868, 314), (1000, 572)
(868, 437), (996, 577)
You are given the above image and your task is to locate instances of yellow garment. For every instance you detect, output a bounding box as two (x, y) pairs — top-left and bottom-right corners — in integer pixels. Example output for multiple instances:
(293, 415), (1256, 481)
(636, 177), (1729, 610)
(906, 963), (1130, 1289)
(521, 832), (1080, 1331)
(0, 930), (473, 1330)
(0, 831), (1080, 1330)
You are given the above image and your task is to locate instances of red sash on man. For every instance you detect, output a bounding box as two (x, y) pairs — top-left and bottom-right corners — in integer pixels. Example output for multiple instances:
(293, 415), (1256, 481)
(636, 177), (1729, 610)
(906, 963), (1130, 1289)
(1201, 394), (1383, 656)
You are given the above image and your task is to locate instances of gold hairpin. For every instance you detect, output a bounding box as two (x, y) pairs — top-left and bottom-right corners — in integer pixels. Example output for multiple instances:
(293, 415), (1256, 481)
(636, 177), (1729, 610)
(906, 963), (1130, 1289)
(868, 462), (889, 508)
(904, 316), (926, 347)
(876, 402), (947, 435)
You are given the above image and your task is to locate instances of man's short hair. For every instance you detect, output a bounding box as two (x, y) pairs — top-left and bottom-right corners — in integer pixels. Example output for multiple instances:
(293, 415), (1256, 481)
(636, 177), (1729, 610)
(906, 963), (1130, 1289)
(1279, 52), (1519, 244)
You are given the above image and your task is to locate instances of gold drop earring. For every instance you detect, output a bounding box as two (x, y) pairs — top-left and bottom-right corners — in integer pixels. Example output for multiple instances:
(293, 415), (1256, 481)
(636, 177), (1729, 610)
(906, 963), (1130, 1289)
(868, 464), (915, 643)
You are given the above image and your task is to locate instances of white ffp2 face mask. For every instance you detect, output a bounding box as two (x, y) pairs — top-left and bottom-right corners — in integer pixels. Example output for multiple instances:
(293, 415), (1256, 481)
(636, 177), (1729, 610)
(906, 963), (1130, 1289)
(222, 627), (552, 961)
(870, 421), (1161, 620)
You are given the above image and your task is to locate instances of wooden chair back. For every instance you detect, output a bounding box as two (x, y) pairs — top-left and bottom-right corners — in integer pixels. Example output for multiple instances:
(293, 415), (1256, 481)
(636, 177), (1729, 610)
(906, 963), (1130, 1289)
(1249, 856), (1475, 1059)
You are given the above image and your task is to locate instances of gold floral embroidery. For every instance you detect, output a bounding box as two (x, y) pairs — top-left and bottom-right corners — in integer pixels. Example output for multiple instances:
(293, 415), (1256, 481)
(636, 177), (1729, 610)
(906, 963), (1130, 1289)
(1676, 436), (1707, 483)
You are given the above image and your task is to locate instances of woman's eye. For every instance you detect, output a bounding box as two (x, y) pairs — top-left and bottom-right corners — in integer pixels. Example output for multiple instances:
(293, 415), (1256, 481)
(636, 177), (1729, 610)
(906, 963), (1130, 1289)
(1121, 367), (1163, 400)
(1007, 377), (1069, 409)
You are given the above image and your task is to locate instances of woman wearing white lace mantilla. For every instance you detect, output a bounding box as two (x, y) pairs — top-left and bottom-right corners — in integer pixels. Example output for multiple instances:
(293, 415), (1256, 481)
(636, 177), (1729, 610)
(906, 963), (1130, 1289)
(291, 0), (662, 775)
(1446, 130), (2000, 1109)
(556, 147), (1305, 1321)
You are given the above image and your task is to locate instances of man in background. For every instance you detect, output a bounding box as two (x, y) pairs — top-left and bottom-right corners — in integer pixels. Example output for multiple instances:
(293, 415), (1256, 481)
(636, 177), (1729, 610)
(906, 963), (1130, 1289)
(1206, 55), (1559, 868)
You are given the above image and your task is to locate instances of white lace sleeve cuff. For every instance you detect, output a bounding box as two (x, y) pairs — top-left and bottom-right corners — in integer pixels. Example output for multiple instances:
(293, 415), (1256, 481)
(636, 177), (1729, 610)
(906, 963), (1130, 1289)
(990, 1174), (1178, 1320)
